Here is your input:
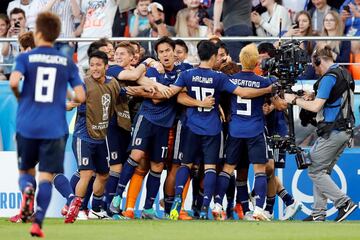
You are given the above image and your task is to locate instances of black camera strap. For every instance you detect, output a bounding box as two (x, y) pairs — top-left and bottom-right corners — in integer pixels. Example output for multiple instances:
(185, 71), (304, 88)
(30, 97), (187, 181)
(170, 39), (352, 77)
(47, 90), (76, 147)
(317, 67), (355, 140)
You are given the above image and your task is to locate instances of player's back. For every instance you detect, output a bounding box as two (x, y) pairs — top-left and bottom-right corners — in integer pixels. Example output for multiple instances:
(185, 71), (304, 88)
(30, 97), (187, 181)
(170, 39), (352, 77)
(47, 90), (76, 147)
(16, 46), (79, 139)
(175, 67), (236, 136)
(228, 71), (271, 138)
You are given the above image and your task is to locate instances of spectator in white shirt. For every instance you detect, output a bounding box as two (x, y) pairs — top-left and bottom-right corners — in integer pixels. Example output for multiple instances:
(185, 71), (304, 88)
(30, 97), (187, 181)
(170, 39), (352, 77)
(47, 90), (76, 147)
(7, 0), (40, 30)
(251, 0), (292, 37)
(0, 14), (10, 80)
(2, 8), (27, 78)
(39, 0), (82, 59)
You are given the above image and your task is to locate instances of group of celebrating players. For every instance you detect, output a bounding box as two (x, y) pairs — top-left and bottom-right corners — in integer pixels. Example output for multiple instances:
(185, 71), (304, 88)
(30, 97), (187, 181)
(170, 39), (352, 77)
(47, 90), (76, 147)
(10, 12), (303, 238)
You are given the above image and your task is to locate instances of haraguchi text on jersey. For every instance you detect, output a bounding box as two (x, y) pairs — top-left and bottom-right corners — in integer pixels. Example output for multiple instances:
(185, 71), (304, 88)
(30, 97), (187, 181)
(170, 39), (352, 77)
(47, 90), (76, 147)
(29, 54), (67, 66)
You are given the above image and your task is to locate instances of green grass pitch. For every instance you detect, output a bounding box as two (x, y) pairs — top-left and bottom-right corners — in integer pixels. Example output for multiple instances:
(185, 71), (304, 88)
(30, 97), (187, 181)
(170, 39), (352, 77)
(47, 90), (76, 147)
(1, 218), (360, 240)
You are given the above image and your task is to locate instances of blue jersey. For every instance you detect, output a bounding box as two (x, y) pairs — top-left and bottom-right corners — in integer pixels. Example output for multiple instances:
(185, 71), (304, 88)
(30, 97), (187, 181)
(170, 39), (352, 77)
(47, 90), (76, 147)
(106, 65), (125, 127)
(174, 67), (237, 136)
(73, 76), (114, 144)
(14, 46), (82, 139)
(316, 64), (341, 122)
(228, 71), (271, 138)
(139, 62), (191, 128)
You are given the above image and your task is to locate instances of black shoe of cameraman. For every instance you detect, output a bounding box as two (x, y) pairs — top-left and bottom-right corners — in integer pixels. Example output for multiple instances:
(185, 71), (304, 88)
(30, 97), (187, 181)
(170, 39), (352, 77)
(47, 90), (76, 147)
(302, 214), (325, 222)
(334, 200), (357, 223)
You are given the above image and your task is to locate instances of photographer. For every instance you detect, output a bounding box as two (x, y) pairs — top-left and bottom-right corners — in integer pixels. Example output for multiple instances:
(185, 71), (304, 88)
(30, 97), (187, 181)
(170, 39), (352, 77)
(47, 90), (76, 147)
(284, 46), (357, 222)
(2, 8), (28, 79)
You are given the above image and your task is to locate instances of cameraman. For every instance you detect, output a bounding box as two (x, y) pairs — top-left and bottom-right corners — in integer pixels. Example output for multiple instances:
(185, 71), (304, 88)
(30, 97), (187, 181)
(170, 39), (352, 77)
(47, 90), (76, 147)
(284, 46), (357, 222)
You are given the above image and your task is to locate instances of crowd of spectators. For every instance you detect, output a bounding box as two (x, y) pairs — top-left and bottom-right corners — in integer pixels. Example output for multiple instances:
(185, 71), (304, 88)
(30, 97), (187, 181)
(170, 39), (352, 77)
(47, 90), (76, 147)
(0, 0), (359, 80)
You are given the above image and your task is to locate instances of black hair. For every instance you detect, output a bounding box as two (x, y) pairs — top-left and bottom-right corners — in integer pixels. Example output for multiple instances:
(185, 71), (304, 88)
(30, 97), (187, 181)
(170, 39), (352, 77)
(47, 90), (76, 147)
(215, 41), (229, 55)
(87, 40), (108, 57)
(257, 42), (276, 58)
(174, 39), (188, 53)
(197, 40), (217, 61)
(10, 8), (25, 17)
(89, 50), (108, 65)
(154, 36), (175, 54)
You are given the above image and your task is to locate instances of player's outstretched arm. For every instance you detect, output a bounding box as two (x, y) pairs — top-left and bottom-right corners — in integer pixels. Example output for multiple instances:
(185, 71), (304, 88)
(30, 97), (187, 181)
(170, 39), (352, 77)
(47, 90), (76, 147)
(118, 58), (155, 81)
(72, 85), (86, 103)
(9, 71), (22, 99)
(233, 85), (273, 98)
(177, 91), (215, 108)
(137, 76), (173, 99)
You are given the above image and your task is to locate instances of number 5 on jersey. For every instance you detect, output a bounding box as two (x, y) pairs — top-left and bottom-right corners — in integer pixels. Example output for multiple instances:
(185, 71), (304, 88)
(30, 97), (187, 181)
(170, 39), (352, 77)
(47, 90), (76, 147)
(237, 96), (251, 116)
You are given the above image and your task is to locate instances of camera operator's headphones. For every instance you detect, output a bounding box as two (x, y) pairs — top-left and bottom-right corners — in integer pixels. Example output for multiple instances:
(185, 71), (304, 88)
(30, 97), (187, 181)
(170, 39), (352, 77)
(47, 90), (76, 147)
(312, 46), (334, 67)
(313, 49), (321, 67)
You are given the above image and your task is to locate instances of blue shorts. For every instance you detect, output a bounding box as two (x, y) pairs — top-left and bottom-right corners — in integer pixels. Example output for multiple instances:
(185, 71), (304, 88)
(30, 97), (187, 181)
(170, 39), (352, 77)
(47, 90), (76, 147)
(16, 134), (66, 173)
(130, 115), (170, 162)
(107, 123), (131, 166)
(181, 129), (221, 165)
(226, 133), (268, 167)
(72, 136), (110, 174)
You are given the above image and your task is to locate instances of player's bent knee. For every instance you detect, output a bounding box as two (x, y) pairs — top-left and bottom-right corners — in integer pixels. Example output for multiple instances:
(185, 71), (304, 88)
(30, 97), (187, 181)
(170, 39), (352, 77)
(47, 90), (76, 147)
(130, 149), (145, 163)
(150, 161), (164, 172)
(79, 170), (95, 180)
(110, 164), (122, 173)
(222, 164), (236, 174)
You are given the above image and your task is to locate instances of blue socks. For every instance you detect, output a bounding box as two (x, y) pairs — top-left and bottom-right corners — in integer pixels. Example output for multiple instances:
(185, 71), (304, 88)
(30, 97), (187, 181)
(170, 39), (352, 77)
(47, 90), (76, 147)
(69, 171), (80, 192)
(115, 157), (138, 196)
(278, 189), (294, 206)
(254, 172), (267, 208)
(92, 194), (104, 212)
(236, 180), (250, 213)
(34, 181), (52, 227)
(144, 170), (162, 210)
(19, 173), (36, 192)
(53, 174), (74, 206)
(202, 169), (216, 208)
(104, 171), (120, 209)
(164, 194), (175, 214)
(265, 195), (276, 214)
(174, 166), (191, 196)
(214, 171), (231, 205)
(226, 174), (236, 210)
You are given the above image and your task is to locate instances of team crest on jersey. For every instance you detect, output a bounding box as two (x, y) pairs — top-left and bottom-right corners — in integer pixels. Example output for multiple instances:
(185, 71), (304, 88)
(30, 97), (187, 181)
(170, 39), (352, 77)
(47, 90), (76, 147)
(111, 151), (118, 160)
(135, 138), (142, 146)
(101, 94), (111, 121)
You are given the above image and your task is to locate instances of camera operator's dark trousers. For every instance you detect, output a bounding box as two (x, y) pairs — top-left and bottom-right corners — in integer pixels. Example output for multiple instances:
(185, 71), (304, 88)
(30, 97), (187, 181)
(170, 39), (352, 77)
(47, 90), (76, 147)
(308, 130), (351, 216)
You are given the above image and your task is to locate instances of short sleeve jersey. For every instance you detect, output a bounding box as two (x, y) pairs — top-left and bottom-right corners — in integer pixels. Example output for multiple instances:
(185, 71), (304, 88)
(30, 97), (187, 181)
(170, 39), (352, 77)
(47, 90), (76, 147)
(139, 62), (192, 128)
(14, 46), (82, 139)
(316, 64), (342, 122)
(228, 71), (271, 138)
(174, 67), (237, 136)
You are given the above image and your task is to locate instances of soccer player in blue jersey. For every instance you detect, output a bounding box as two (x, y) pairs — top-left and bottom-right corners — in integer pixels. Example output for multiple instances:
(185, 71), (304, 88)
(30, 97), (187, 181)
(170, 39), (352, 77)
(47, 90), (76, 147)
(109, 37), (207, 219)
(212, 43), (287, 221)
(9, 12), (85, 237)
(169, 40), (274, 220)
